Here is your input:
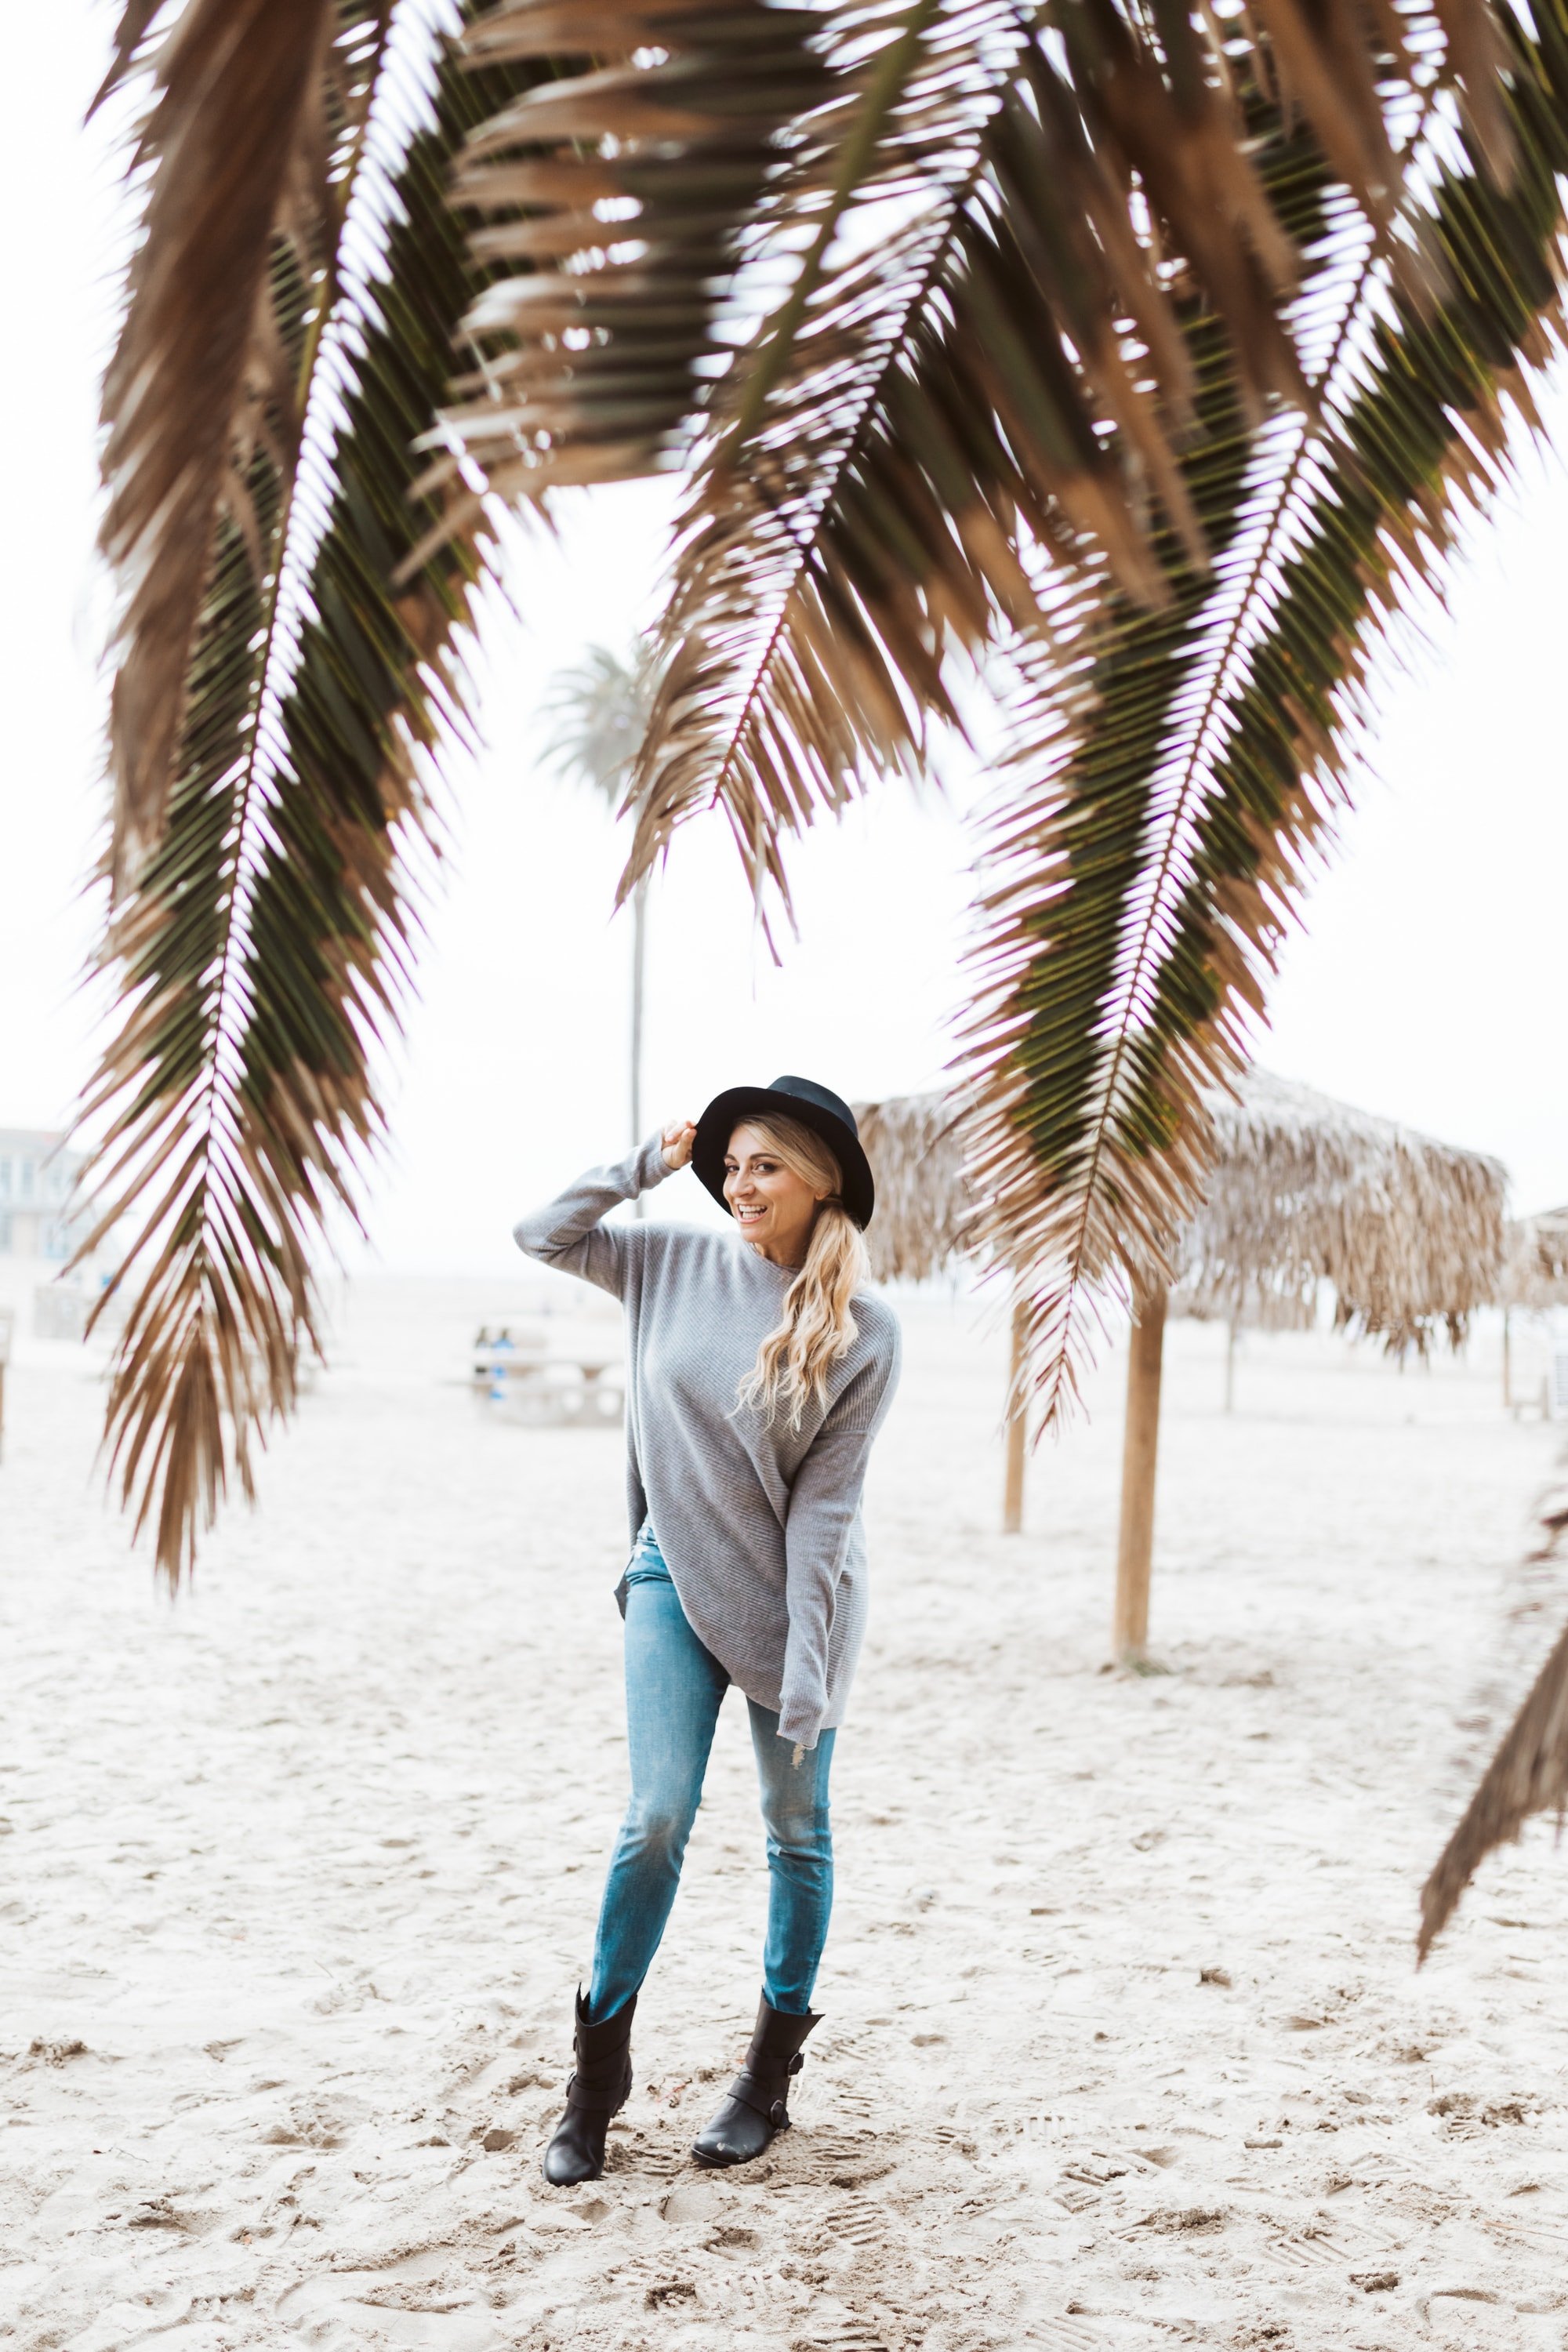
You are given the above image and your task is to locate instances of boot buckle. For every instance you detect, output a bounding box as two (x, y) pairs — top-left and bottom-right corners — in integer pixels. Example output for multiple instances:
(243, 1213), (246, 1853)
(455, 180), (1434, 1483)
(768, 2097), (790, 2126)
(787, 2052), (804, 2076)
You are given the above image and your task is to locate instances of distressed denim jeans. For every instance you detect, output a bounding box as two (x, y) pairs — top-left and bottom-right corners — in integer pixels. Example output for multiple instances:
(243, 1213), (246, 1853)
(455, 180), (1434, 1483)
(586, 1525), (835, 2023)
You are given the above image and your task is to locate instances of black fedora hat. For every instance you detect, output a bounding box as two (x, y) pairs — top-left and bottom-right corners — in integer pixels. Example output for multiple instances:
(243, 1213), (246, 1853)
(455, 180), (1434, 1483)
(693, 1076), (875, 1230)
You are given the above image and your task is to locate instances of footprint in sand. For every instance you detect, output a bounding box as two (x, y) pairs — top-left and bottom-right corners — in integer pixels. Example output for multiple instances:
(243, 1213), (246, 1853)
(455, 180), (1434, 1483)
(791, 2322), (895, 2352)
(782, 2128), (895, 2187)
(643, 2278), (698, 2309)
(821, 2199), (886, 2251)
(1031, 2322), (1102, 2352)
(706, 2223), (760, 2252)
(1265, 2227), (1354, 2272)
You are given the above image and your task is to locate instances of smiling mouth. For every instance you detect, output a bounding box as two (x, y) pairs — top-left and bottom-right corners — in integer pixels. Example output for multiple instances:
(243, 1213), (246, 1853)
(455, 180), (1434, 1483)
(734, 1203), (767, 1222)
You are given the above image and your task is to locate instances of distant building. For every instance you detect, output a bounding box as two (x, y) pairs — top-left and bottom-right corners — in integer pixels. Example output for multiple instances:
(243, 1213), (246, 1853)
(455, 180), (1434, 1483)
(0, 1128), (88, 1262)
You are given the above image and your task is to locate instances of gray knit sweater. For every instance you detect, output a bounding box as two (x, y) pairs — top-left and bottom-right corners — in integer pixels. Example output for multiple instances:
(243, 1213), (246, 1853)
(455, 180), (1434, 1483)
(513, 1138), (901, 1748)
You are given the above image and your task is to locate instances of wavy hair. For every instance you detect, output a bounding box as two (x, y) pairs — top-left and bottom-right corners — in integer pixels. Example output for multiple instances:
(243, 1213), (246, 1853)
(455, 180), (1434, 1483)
(732, 1113), (869, 1431)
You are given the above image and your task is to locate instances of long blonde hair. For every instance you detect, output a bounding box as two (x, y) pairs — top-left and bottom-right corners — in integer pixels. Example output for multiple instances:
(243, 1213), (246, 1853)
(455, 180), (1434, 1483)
(733, 1113), (869, 1432)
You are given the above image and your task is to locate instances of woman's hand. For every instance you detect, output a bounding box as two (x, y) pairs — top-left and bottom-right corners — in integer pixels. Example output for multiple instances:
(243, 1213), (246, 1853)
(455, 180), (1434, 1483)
(661, 1118), (697, 1171)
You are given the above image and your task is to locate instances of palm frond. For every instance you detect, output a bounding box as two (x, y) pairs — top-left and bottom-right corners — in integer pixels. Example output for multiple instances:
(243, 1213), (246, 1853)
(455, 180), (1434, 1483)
(414, 0), (828, 531)
(98, 0), (394, 889)
(80, 13), (548, 1584)
(619, 0), (1508, 911)
(1419, 1461), (1568, 1958)
(962, 4), (1568, 1423)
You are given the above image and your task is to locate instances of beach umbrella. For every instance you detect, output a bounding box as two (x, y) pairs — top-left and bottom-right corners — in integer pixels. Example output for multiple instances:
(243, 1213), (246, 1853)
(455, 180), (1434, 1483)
(852, 1090), (1044, 1529)
(855, 1072), (1506, 1654)
(1502, 1207), (1568, 1309)
(854, 1089), (1033, 1541)
(1171, 1071), (1505, 1349)
(1498, 1207), (1568, 1406)
(854, 1093), (976, 1289)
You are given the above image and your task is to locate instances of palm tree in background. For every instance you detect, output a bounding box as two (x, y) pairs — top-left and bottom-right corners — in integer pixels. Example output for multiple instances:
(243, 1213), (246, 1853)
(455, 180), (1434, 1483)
(78, 0), (1568, 1582)
(540, 641), (662, 1164)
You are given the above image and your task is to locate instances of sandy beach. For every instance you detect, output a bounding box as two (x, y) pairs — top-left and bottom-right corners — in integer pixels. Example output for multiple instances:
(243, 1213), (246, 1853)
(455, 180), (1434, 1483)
(4, 1272), (1568, 2350)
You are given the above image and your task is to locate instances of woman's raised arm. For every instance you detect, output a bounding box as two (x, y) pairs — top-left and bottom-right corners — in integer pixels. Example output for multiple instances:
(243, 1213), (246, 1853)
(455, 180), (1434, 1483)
(513, 1129), (684, 1295)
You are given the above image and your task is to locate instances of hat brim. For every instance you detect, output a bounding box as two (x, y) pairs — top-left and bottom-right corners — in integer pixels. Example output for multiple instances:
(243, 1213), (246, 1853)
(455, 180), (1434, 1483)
(692, 1086), (875, 1230)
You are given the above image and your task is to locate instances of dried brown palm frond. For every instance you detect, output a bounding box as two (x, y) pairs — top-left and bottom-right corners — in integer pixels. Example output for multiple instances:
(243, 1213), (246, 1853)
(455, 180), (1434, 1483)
(1173, 1069), (1505, 1346)
(957, 4), (1568, 1428)
(79, 9), (549, 1584)
(1419, 1461), (1568, 1958)
(1501, 1205), (1568, 1311)
(852, 1090), (976, 1283)
(616, 0), (1510, 912)
(96, 0), (383, 890)
(412, 0), (827, 538)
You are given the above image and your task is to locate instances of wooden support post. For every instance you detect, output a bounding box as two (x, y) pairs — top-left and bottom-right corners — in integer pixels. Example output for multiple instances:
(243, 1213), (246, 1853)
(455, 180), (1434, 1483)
(1113, 1283), (1168, 1661)
(1224, 1317), (1237, 1415)
(1002, 1296), (1028, 1534)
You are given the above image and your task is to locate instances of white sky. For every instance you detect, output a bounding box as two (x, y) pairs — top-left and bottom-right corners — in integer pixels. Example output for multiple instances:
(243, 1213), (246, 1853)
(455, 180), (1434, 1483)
(3, 4), (1565, 1278)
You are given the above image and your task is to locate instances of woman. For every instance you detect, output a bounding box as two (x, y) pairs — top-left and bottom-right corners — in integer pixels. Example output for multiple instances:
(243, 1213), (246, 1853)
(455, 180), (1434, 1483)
(514, 1075), (901, 2183)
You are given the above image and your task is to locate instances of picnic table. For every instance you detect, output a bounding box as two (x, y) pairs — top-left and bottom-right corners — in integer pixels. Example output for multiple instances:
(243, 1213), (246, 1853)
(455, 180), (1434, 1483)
(472, 1324), (624, 1427)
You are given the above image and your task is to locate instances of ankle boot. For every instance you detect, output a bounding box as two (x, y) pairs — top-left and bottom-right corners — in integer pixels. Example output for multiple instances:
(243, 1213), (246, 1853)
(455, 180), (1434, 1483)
(691, 1994), (819, 2169)
(543, 1989), (636, 2186)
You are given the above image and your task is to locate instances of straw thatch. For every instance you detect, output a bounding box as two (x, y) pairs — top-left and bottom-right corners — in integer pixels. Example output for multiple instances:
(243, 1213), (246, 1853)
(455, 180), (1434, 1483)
(1501, 1206), (1568, 1312)
(855, 1069), (1507, 1346)
(852, 1093), (975, 1286)
(1419, 1460), (1568, 1959)
(1173, 1070), (1507, 1348)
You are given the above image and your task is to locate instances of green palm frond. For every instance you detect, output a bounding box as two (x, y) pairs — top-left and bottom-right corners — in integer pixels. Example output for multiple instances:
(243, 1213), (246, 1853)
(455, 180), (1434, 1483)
(617, 0), (1508, 912)
(963, 0), (1568, 1423)
(96, 0), (394, 887)
(79, 13), (548, 1584)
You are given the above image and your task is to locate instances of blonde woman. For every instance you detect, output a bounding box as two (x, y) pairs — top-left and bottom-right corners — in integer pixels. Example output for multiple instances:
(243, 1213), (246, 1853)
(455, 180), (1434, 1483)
(514, 1076), (901, 2184)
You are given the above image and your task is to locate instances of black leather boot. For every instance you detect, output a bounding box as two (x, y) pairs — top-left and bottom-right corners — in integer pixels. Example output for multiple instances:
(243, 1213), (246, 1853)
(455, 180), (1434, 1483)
(542, 1989), (636, 2186)
(690, 1994), (820, 2169)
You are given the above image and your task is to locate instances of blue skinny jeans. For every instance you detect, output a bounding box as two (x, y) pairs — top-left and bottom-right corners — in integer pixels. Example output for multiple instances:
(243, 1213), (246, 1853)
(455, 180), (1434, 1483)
(586, 1525), (835, 2023)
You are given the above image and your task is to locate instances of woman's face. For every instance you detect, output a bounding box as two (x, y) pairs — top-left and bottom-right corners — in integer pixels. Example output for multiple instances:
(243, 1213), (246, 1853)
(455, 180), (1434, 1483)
(723, 1123), (823, 1267)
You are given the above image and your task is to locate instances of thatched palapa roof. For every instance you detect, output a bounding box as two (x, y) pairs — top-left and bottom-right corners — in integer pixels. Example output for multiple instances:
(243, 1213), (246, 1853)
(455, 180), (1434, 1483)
(855, 1068), (1507, 1343)
(853, 1091), (974, 1285)
(1501, 1206), (1568, 1312)
(1174, 1069), (1506, 1346)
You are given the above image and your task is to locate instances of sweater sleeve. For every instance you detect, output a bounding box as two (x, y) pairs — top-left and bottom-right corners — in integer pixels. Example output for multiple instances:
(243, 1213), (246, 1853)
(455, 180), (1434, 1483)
(512, 1135), (674, 1298)
(776, 1324), (902, 1750)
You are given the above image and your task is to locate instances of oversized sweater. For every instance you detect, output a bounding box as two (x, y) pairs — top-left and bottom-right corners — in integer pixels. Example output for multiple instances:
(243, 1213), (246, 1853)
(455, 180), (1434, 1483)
(513, 1137), (902, 1748)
